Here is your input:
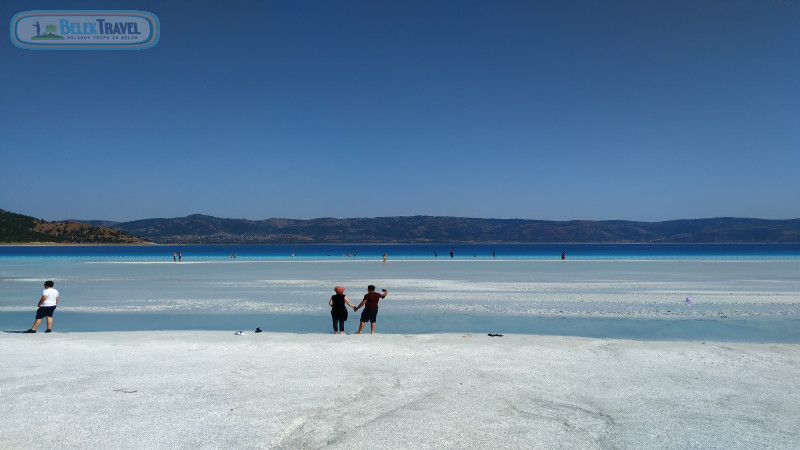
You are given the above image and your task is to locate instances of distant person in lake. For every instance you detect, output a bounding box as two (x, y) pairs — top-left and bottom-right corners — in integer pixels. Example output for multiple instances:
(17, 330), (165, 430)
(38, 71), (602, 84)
(178, 252), (182, 262)
(25, 281), (59, 333)
(382, 253), (387, 261)
(354, 285), (388, 334)
(173, 253), (176, 262)
(450, 251), (454, 258)
(562, 252), (566, 260)
(329, 286), (355, 334)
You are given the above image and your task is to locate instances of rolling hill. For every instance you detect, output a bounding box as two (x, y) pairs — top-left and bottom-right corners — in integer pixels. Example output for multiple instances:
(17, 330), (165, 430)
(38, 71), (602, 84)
(0, 209), (149, 244)
(82, 214), (800, 244)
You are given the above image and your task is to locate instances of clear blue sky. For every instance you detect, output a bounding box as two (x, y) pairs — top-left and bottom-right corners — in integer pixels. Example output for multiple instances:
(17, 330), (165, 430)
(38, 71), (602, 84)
(2, 0), (798, 222)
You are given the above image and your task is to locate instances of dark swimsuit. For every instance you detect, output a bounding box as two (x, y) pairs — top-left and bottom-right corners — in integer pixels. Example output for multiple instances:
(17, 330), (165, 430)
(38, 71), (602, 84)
(331, 294), (348, 333)
(330, 294), (348, 321)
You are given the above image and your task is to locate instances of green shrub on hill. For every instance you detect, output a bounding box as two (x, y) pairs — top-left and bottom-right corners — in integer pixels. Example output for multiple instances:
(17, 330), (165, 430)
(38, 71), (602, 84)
(0, 209), (148, 244)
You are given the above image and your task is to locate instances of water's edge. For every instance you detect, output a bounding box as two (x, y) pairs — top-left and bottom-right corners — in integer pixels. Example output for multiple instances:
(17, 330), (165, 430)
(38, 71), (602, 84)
(3, 311), (798, 343)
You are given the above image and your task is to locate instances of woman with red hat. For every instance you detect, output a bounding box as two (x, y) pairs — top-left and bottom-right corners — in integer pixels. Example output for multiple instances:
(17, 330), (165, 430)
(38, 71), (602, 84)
(329, 286), (355, 334)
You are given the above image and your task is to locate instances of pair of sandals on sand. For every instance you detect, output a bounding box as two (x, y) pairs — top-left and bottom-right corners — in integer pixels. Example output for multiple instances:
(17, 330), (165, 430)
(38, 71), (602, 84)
(235, 328), (263, 335)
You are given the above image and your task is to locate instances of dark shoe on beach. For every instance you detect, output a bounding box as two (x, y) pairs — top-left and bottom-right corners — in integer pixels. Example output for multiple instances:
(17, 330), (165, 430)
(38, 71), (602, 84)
(24, 329), (36, 333)
(45, 329), (52, 333)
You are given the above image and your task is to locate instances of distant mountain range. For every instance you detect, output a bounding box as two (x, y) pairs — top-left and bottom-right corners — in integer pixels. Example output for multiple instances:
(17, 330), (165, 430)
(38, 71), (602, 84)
(0, 209), (147, 244)
(3, 207), (798, 245)
(75, 214), (800, 244)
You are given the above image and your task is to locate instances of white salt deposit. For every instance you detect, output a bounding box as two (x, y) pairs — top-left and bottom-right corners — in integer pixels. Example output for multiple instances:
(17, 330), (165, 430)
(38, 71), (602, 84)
(1, 331), (798, 448)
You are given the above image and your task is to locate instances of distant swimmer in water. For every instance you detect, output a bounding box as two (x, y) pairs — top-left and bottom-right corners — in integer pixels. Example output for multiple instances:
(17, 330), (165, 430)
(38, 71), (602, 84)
(434, 251), (438, 257)
(450, 251), (454, 258)
(562, 252), (566, 260)
(382, 253), (387, 261)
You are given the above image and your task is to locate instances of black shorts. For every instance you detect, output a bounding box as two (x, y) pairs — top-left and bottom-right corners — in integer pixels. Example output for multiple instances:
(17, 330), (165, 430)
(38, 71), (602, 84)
(360, 307), (378, 323)
(36, 306), (57, 319)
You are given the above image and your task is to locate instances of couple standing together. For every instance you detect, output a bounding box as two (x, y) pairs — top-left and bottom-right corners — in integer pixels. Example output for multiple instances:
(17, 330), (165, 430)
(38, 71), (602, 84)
(329, 285), (388, 334)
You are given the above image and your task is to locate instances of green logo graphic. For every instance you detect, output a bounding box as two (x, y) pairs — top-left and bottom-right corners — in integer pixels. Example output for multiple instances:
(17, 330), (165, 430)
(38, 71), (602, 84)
(30, 20), (64, 40)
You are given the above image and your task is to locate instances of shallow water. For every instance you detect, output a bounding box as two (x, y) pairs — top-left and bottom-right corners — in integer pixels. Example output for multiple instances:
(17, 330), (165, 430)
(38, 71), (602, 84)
(1, 245), (798, 341)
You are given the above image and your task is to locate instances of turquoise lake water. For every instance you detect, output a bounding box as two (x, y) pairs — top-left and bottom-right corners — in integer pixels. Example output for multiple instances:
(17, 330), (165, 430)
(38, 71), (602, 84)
(2, 244), (798, 341)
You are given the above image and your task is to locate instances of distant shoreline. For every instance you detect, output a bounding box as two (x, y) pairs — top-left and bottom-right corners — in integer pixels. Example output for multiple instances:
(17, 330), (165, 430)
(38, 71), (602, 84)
(0, 242), (159, 246)
(1, 241), (796, 246)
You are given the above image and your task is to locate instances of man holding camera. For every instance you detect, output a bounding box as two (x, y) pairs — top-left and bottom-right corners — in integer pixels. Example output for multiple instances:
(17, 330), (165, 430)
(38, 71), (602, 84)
(353, 285), (388, 334)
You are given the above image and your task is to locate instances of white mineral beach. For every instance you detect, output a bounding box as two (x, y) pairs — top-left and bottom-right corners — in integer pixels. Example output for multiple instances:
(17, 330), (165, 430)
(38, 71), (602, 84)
(2, 332), (798, 449)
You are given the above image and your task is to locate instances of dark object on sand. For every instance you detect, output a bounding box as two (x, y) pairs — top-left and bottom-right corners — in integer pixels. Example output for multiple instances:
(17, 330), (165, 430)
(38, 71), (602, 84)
(488, 333), (504, 337)
(255, 327), (262, 333)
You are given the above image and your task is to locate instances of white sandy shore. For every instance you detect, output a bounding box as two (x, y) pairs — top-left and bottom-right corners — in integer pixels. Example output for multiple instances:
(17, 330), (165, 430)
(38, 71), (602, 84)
(2, 332), (798, 449)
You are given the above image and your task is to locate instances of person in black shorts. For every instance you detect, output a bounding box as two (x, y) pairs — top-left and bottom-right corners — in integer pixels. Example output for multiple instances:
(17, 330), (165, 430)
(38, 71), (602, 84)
(25, 280), (59, 333)
(353, 285), (388, 334)
(329, 286), (355, 334)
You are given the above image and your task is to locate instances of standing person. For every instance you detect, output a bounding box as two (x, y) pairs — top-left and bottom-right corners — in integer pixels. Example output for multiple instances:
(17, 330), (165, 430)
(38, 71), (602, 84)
(173, 252), (176, 262)
(329, 286), (355, 334)
(354, 285), (388, 334)
(25, 281), (59, 333)
(178, 252), (182, 262)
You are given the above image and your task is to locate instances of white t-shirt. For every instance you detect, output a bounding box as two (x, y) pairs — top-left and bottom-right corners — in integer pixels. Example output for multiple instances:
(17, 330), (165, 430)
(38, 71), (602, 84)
(41, 288), (59, 307)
